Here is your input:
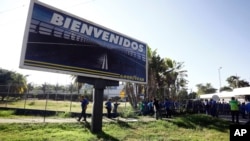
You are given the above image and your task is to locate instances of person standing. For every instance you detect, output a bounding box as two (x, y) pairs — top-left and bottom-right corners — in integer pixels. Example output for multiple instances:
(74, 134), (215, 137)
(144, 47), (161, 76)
(77, 96), (89, 122)
(240, 102), (246, 119)
(164, 98), (172, 118)
(105, 98), (112, 118)
(113, 100), (120, 118)
(246, 101), (250, 119)
(229, 97), (240, 124)
(153, 98), (161, 120)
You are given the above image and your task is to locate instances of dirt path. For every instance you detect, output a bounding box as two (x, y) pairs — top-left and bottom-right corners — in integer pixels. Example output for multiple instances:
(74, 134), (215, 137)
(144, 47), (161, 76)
(0, 115), (249, 124)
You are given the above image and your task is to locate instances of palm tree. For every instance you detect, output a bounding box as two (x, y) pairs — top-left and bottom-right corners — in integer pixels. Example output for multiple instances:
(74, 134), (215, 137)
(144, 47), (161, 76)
(226, 75), (250, 88)
(162, 58), (188, 99)
(27, 83), (34, 94)
(226, 75), (240, 88)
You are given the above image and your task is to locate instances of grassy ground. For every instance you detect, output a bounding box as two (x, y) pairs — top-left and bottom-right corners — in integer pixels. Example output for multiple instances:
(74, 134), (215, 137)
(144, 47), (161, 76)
(0, 112), (230, 141)
(0, 99), (129, 114)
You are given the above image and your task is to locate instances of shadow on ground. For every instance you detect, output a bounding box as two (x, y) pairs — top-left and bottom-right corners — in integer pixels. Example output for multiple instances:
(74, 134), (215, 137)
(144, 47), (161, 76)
(79, 121), (119, 141)
(167, 114), (230, 132)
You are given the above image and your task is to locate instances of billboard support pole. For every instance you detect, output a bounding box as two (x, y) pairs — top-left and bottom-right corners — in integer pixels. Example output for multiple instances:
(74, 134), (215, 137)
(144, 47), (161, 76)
(91, 79), (106, 133)
(77, 76), (119, 133)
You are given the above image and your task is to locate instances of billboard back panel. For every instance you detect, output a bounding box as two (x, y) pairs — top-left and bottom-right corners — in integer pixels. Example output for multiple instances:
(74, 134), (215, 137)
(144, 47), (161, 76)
(20, 0), (148, 84)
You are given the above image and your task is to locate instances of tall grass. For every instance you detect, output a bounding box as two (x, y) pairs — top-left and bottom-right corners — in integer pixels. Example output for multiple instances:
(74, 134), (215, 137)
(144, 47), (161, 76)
(0, 114), (230, 141)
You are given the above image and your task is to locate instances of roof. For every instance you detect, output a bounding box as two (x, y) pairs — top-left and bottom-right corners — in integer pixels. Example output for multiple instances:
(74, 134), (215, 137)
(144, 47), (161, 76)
(199, 86), (250, 99)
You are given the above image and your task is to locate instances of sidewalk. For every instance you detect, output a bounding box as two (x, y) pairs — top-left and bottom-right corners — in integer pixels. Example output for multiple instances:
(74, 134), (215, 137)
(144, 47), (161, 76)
(0, 116), (156, 123)
(0, 115), (249, 124)
(218, 115), (250, 124)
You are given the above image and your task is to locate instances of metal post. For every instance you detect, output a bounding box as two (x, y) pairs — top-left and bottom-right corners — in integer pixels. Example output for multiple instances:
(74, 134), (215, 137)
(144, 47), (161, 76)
(44, 93), (49, 123)
(24, 92), (27, 109)
(218, 67), (222, 92)
(70, 92), (72, 112)
(5, 84), (11, 107)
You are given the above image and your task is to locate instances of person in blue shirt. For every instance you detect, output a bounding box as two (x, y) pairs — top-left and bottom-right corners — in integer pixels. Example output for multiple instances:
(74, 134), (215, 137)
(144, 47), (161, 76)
(164, 98), (172, 118)
(245, 102), (250, 119)
(105, 98), (112, 118)
(113, 100), (120, 118)
(77, 96), (89, 122)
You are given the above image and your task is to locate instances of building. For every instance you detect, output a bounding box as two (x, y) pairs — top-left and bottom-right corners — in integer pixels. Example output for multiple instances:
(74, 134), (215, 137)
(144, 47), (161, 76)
(199, 87), (250, 103)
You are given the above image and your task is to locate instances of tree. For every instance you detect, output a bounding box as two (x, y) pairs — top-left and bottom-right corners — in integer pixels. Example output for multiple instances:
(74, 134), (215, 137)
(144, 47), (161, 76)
(160, 58), (188, 100)
(220, 86), (233, 92)
(226, 75), (250, 88)
(27, 83), (34, 94)
(226, 75), (240, 88)
(0, 69), (28, 101)
(124, 46), (188, 109)
(196, 83), (217, 95)
(188, 91), (197, 99)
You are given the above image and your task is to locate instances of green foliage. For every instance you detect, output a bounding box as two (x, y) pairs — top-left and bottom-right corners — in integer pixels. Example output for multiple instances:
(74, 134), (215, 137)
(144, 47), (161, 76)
(56, 112), (72, 118)
(0, 110), (15, 117)
(120, 106), (138, 118)
(196, 83), (217, 94)
(226, 75), (250, 88)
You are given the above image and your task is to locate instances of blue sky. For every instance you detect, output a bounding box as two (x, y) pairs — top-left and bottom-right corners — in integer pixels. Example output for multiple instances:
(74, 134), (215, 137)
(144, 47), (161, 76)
(0, 0), (250, 91)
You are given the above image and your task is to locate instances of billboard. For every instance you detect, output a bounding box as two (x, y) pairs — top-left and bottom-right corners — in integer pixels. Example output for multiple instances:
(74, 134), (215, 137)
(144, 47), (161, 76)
(20, 0), (148, 84)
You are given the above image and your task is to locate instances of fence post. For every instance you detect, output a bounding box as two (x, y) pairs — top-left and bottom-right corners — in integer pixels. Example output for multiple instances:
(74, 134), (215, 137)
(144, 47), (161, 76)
(5, 84), (11, 107)
(44, 92), (49, 123)
(24, 92), (27, 109)
(70, 93), (73, 112)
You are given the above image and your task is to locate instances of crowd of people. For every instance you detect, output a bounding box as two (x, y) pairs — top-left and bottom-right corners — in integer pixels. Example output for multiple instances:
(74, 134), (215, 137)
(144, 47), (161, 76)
(76, 95), (250, 123)
(138, 98), (179, 119)
(188, 97), (250, 124)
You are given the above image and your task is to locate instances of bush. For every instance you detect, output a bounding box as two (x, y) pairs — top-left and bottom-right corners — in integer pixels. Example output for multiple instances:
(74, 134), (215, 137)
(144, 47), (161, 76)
(120, 107), (138, 118)
(0, 110), (15, 117)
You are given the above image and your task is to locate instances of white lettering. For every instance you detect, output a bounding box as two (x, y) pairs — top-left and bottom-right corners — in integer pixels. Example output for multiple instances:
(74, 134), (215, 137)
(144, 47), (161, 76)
(109, 34), (119, 44)
(131, 42), (138, 50)
(234, 129), (247, 136)
(71, 20), (81, 32)
(138, 44), (144, 52)
(118, 37), (123, 45)
(63, 17), (71, 28)
(93, 27), (103, 38)
(123, 38), (130, 47)
(50, 12), (145, 53)
(102, 31), (110, 41)
(241, 129), (247, 136)
(234, 129), (241, 136)
(50, 13), (64, 26)
(80, 24), (93, 36)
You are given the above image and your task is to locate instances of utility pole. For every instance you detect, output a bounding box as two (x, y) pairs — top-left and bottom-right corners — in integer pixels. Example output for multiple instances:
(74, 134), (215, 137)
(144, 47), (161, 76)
(218, 67), (222, 92)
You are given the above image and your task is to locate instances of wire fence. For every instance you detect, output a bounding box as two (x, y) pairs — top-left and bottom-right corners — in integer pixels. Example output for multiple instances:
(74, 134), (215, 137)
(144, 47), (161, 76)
(0, 84), (86, 114)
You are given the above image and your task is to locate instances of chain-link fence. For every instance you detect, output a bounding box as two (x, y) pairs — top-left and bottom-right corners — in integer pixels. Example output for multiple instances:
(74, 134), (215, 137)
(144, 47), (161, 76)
(0, 84), (90, 114)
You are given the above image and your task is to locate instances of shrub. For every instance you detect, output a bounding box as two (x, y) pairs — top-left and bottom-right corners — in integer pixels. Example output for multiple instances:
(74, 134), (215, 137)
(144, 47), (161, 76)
(0, 110), (15, 117)
(120, 107), (137, 118)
